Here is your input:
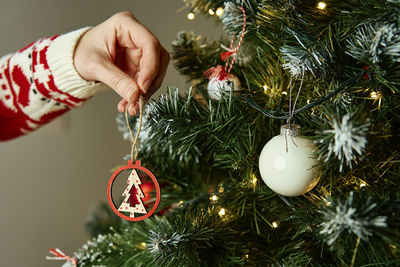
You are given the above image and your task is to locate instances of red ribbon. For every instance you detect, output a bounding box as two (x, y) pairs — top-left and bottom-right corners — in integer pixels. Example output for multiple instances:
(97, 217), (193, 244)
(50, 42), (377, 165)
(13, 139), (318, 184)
(205, 6), (246, 82)
(221, 6), (247, 73)
(220, 50), (235, 61)
(204, 65), (231, 81)
(46, 248), (77, 266)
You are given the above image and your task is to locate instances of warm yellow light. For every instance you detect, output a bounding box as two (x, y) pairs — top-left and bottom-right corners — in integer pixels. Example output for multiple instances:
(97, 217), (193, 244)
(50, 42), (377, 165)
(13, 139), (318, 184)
(369, 91), (382, 109)
(208, 9), (215, 15)
(251, 176), (257, 185)
(139, 242), (147, 249)
(263, 85), (268, 93)
(317, 2), (327, 10)
(216, 7), (224, 17)
(307, 99), (311, 104)
(282, 91), (288, 95)
(218, 208), (226, 216)
(187, 11), (195, 20)
(244, 254), (249, 259)
(272, 221), (279, 228)
(210, 194), (218, 201)
(360, 183), (366, 188)
(370, 91), (380, 99)
(219, 187), (224, 193)
(326, 201), (332, 207)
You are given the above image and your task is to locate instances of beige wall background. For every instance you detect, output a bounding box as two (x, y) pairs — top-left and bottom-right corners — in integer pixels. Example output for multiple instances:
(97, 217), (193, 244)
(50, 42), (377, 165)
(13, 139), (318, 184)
(0, 1), (222, 266)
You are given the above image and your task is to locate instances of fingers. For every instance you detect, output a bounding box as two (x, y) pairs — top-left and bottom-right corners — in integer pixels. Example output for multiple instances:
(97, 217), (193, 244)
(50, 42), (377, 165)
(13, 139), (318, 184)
(102, 12), (170, 116)
(138, 38), (160, 94)
(112, 12), (161, 94)
(117, 99), (140, 116)
(143, 47), (170, 102)
(117, 99), (128, 113)
(123, 48), (142, 75)
(117, 47), (170, 115)
(128, 102), (140, 116)
(97, 60), (140, 103)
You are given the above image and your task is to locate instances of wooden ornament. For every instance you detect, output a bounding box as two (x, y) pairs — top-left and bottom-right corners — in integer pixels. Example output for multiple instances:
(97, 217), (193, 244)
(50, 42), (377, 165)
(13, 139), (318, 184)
(107, 160), (161, 221)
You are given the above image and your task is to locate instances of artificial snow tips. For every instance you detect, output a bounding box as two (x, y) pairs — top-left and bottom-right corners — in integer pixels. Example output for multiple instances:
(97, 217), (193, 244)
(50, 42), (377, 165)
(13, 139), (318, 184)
(319, 192), (387, 246)
(148, 231), (188, 255)
(321, 113), (369, 172)
(346, 22), (400, 64)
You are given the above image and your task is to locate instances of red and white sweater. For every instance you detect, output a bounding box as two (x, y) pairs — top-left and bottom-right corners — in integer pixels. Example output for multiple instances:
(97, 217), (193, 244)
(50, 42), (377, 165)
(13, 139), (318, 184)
(0, 28), (108, 141)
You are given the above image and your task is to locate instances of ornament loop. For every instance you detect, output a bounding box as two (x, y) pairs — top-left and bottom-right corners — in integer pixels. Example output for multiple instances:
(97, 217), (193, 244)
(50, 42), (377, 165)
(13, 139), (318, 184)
(281, 124), (301, 137)
(128, 159), (141, 167)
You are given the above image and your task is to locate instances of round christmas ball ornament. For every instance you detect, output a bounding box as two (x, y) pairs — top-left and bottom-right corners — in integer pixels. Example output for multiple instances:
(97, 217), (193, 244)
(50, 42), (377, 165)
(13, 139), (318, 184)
(259, 124), (320, 196)
(204, 6), (246, 101)
(207, 72), (241, 100)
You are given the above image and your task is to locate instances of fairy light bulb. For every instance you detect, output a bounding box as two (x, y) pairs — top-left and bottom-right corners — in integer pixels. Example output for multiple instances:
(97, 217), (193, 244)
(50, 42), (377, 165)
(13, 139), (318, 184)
(263, 85), (268, 93)
(187, 11), (195, 20)
(139, 242), (147, 249)
(282, 91), (288, 95)
(218, 208), (226, 216)
(370, 91), (382, 109)
(216, 7), (224, 17)
(251, 174), (257, 185)
(370, 91), (380, 99)
(210, 194), (218, 201)
(317, 2), (327, 10)
(272, 221), (279, 228)
(208, 8), (215, 15)
(360, 182), (366, 188)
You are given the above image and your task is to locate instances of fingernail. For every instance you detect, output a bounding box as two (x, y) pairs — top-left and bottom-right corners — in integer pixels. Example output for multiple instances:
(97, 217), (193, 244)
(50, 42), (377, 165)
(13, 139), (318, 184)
(127, 89), (139, 103)
(140, 80), (150, 94)
(129, 103), (139, 116)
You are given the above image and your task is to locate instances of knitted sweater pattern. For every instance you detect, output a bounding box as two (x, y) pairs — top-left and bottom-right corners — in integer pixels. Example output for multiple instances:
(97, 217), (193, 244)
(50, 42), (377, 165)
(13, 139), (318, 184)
(0, 28), (107, 141)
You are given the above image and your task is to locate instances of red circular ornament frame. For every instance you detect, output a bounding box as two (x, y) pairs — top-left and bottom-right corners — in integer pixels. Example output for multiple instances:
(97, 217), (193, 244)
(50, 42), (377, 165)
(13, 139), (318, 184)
(107, 160), (161, 221)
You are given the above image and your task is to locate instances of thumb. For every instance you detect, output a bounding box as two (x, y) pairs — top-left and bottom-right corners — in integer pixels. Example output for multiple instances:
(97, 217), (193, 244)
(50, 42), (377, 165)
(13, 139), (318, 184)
(97, 61), (140, 103)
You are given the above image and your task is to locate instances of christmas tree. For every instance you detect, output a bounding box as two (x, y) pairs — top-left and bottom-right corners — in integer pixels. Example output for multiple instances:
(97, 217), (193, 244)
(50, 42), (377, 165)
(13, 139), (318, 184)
(71, 0), (400, 266)
(118, 169), (147, 218)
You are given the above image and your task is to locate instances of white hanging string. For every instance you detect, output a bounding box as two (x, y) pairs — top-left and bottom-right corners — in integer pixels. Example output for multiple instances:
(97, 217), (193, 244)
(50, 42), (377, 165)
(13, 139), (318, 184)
(287, 69), (305, 125)
(285, 69), (305, 152)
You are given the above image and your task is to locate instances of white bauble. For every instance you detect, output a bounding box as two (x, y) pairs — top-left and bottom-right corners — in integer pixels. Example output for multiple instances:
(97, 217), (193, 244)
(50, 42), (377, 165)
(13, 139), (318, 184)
(207, 75), (241, 100)
(259, 124), (320, 196)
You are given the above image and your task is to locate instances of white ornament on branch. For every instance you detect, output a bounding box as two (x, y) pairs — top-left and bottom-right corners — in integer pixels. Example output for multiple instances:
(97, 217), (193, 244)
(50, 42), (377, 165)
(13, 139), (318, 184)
(259, 124), (321, 196)
(204, 6), (246, 100)
(207, 73), (241, 100)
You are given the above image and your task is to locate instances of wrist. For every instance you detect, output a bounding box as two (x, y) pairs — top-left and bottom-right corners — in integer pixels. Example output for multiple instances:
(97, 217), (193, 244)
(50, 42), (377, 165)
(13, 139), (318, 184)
(47, 27), (108, 99)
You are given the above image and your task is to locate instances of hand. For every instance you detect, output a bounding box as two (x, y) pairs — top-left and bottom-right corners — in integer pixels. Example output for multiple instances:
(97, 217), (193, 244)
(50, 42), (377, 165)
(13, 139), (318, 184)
(74, 11), (170, 115)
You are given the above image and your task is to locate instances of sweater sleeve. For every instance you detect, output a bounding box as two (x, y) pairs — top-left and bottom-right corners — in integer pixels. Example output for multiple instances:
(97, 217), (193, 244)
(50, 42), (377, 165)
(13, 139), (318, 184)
(0, 28), (109, 141)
